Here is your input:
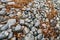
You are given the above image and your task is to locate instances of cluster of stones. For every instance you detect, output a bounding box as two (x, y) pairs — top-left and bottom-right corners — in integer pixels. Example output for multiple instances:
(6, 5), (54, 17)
(0, 0), (60, 40)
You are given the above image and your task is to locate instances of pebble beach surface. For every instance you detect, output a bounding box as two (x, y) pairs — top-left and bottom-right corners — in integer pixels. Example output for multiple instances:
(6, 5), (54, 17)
(0, 0), (60, 40)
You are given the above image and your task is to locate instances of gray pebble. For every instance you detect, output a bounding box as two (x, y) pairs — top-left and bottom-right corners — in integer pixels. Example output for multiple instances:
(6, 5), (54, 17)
(37, 34), (43, 40)
(1, 24), (8, 30)
(25, 33), (34, 40)
(7, 19), (16, 28)
(15, 24), (22, 31)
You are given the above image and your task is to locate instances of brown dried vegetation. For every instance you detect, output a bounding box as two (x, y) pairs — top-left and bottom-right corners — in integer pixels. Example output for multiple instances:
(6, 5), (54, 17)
(6, 0), (33, 12)
(40, 0), (58, 39)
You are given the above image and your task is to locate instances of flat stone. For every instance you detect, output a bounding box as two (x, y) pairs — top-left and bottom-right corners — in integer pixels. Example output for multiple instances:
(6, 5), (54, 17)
(15, 24), (22, 31)
(1, 24), (8, 30)
(7, 19), (16, 28)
